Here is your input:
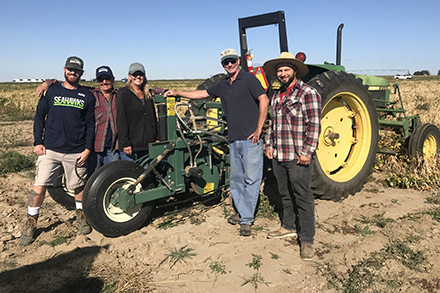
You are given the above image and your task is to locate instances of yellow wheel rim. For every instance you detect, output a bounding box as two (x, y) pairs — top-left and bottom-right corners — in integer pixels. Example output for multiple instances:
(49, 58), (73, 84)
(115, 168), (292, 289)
(316, 92), (372, 182)
(423, 134), (437, 159)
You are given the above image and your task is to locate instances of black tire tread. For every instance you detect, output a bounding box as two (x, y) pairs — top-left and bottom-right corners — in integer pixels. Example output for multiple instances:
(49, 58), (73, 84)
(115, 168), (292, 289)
(307, 71), (379, 201)
(82, 160), (154, 237)
(408, 123), (440, 157)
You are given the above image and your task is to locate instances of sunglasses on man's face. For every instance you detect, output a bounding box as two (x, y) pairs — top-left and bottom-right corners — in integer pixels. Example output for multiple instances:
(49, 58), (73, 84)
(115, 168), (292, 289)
(221, 58), (238, 66)
(97, 76), (112, 82)
(66, 68), (83, 75)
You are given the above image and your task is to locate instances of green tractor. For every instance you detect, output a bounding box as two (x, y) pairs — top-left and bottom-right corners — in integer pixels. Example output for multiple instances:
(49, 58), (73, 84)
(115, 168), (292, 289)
(238, 11), (440, 201)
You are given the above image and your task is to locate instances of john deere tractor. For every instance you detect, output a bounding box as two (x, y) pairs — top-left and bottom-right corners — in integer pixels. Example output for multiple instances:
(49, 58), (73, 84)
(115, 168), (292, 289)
(237, 11), (440, 201)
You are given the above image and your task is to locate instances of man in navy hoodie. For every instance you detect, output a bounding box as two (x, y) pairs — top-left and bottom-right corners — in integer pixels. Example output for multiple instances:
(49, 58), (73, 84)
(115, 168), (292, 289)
(20, 56), (95, 246)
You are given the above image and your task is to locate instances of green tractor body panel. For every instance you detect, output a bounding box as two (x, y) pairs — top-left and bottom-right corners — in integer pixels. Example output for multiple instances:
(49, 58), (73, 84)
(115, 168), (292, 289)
(302, 64), (346, 83)
(355, 74), (391, 108)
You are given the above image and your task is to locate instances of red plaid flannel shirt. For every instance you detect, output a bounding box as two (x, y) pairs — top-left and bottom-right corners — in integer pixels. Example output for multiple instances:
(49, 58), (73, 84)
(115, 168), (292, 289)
(266, 79), (321, 161)
(92, 88), (118, 152)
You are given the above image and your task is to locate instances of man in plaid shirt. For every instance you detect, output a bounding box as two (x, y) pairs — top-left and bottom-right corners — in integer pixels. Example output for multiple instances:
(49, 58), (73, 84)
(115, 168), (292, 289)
(263, 52), (321, 260)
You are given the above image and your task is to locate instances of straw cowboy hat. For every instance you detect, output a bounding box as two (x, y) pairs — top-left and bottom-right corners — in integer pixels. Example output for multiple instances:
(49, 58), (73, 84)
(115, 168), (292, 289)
(263, 52), (309, 78)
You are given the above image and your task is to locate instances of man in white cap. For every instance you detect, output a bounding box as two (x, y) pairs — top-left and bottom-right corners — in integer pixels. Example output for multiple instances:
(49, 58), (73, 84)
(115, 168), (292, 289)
(164, 49), (269, 237)
(263, 52), (321, 260)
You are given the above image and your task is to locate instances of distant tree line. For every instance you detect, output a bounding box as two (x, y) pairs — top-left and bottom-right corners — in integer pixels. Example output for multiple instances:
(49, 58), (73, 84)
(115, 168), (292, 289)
(413, 70), (431, 76)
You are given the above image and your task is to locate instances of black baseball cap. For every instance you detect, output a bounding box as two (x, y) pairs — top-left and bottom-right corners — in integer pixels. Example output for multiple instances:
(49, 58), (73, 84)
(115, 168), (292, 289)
(96, 66), (114, 79)
(65, 56), (84, 71)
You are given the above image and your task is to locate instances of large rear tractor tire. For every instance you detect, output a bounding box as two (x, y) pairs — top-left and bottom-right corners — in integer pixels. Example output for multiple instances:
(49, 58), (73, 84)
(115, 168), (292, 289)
(82, 160), (155, 237)
(308, 71), (379, 201)
(196, 73), (227, 90)
(408, 123), (440, 159)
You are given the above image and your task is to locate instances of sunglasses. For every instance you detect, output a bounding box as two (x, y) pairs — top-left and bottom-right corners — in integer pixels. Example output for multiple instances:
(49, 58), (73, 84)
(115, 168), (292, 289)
(221, 58), (238, 66)
(66, 68), (83, 75)
(97, 76), (112, 82)
(131, 71), (145, 78)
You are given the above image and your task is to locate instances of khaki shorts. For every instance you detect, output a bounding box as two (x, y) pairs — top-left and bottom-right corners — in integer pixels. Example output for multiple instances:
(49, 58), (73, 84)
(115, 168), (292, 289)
(34, 149), (87, 190)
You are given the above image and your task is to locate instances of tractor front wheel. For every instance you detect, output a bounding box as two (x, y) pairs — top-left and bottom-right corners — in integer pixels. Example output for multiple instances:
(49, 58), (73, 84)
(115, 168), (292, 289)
(308, 71), (379, 201)
(82, 160), (155, 237)
(408, 123), (440, 159)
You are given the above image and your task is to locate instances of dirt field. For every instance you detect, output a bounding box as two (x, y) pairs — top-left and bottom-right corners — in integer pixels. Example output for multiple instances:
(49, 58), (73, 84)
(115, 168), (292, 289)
(1, 77), (440, 292)
(0, 120), (439, 293)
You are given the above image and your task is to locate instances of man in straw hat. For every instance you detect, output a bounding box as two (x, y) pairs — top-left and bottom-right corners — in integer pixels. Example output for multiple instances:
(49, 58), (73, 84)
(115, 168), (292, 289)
(263, 52), (321, 260)
(164, 49), (269, 237)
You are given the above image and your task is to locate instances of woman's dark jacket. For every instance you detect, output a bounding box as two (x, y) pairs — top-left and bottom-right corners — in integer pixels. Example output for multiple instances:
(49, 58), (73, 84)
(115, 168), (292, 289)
(116, 87), (158, 152)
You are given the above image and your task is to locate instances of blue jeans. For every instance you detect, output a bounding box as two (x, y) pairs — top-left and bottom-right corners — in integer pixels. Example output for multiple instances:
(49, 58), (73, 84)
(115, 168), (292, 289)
(120, 150), (149, 163)
(271, 159), (315, 244)
(229, 139), (263, 225)
(88, 148), (119, 174)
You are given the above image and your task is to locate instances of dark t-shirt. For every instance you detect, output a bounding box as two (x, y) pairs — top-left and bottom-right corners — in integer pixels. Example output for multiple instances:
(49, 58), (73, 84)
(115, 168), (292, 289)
(207, 70), (266, 142)
(34, 83), (95, 153)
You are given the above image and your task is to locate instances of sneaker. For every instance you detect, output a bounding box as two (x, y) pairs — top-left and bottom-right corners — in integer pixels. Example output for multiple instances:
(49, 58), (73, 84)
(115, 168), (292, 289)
(239, 224), (252, 237)
(20, 216), (38, 246)
(227, 214), (239, 225)
(267, 227), (297, 239)
(75, 210), (92, 235)
(300, 243), (314, 260)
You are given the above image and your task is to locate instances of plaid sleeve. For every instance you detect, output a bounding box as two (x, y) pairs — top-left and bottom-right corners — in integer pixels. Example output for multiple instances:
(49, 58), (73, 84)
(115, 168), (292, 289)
(301, 87), (321, 157)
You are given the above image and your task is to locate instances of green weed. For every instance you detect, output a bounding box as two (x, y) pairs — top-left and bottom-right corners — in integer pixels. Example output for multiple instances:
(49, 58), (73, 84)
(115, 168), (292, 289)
(426, 209), (440, 222)
(355, 224), (376, 236)
(386, 172), (438, 189)
(246, 254), (262, 270)
(425, 191), (440, 204)
(269, 252), (279, 260)
(415, 102), (430, 110)
(156, 214), (179, 230)
(256, 193), (277, 219)
(159, 245), (196, 269)
(241, 272), (270, 289)
(319, 241), (341, 249)
(250, 224), (267, 235)
(406, 233), (422, 244)
(0, 151), (35, 175)
(320, 237), (429, 291)
(39, 230), (75, 247)
(209, 261), (227, 275)
(356, 213), (394, 228)
(399, 212), (422, 221)
(241, 254), (270, 289)
(385, 239), (430, 272)
(100, 282), (117, 293)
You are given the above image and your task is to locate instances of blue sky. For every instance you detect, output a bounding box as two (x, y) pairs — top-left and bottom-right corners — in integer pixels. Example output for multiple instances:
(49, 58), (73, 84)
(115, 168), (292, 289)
(1, 0), (439, 82)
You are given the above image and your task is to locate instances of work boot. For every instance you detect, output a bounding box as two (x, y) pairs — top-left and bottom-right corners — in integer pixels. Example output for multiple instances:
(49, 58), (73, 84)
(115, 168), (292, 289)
(267, 227), (297, 239)
(227, 214), (240, 225)
(74, 209), (92, 235)
(20, 215), (38, 246)
(300, 243), (314, 260)
(239, 224), (252, 237)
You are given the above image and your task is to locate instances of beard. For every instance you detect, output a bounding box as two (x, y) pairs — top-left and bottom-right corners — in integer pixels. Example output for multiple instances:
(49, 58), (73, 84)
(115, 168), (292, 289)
(280, 75), (295, 87)
(64, 72), (81, 86)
